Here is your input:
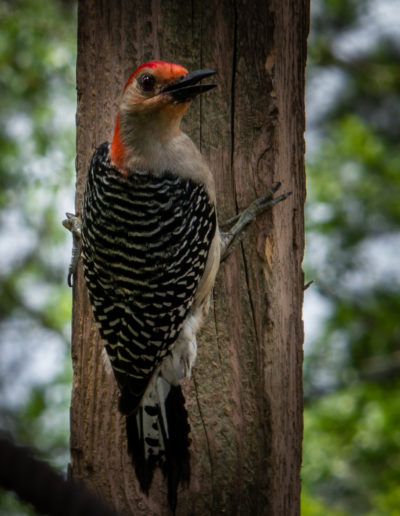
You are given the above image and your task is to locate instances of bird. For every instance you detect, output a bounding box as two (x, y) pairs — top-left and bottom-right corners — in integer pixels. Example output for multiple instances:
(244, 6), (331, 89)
(63, 59), (289, 513)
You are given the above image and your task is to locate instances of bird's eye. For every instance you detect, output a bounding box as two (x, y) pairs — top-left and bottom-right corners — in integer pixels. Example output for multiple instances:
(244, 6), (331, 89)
(140, 74), (156, 91)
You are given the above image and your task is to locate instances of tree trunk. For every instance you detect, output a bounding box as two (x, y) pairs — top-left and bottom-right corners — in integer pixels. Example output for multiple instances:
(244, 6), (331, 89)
(69, 1), (309, 515)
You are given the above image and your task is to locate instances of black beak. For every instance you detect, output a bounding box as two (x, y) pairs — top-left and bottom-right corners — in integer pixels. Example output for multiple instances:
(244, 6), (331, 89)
(162, 69), (217, 101)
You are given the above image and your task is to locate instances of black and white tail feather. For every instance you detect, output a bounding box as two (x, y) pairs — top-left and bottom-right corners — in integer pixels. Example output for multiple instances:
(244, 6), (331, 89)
(124, 376), (191, 512)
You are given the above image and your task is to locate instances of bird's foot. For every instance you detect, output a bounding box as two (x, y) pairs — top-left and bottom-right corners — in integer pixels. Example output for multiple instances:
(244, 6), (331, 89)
(219, 182), (291, 262)
(62, 213), (82, 287)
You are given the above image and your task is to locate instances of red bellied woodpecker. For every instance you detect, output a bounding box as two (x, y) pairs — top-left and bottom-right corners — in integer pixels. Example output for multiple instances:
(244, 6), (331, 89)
(64, 60), (289, 512)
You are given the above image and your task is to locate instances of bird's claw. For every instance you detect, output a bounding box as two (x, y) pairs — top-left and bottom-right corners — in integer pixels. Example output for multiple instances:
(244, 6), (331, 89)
(220, 182), (291, 262)
(63, 213), (82, 287)
(62, 212), (82, 238)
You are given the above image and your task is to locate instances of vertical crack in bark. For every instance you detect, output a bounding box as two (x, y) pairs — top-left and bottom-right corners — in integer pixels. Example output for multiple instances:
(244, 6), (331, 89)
(230, 0), (238, 211)
(199, 0), (203, 153)
(240, 244), (259, 347)
(192, 371), (215, 508)
(212, 292), (224, 368)
(151, 0), (161, 59)
(190, 0), (195, 43)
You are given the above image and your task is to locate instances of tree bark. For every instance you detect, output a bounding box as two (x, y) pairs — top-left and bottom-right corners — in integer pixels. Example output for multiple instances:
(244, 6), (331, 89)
(70, 1), (309, 515)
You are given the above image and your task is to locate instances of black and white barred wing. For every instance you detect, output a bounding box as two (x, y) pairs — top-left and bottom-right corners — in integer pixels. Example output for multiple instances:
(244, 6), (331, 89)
(82, 143), (216, 410)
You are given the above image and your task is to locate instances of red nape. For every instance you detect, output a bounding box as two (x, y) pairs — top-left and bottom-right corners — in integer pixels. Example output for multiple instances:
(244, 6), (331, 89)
(110, 112), (125, 170)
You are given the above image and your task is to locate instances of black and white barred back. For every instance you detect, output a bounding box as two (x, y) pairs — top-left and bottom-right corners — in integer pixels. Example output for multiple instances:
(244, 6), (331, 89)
(81, 142), (216, 504)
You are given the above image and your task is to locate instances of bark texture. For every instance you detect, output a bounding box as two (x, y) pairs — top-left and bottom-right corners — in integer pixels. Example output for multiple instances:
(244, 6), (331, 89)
(70, 1), (309, 515)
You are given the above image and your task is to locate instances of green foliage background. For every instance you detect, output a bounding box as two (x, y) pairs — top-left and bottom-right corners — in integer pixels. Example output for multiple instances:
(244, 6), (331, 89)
(0, 0), (399, 514)
(303, 0), (400, 514)
(0, 0), (76, 513)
